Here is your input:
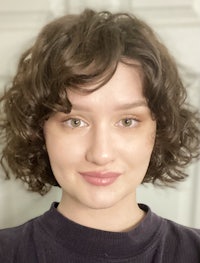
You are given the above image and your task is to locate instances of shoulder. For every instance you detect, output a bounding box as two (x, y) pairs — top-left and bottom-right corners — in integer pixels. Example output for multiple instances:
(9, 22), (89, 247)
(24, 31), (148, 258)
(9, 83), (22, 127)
(160, 217), (200, 259)
(164, 218), (200, 241)
(0, 218), (35, 239)
(0, 218), (37, 262)
(141, 204), (200, 261)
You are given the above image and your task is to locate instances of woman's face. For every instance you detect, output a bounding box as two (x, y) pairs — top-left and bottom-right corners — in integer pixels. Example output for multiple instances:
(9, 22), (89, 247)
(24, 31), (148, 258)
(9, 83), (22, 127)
(44, 62), (156, 211)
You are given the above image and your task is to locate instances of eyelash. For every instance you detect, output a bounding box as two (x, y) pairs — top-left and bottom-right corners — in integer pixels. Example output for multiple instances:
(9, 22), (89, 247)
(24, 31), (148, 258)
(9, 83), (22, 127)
(116, 117), (140, 128)
(64, 118), (88, 128)
(63, 116), (140, 129)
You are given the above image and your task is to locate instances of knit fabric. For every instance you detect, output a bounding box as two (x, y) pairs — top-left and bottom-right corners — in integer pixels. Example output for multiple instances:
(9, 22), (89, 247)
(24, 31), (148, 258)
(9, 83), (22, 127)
(0, 202), (200, 262)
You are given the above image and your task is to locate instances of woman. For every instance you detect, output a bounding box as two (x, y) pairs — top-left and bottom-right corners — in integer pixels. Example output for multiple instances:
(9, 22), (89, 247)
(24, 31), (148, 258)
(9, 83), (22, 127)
(0, 9), (200, 262)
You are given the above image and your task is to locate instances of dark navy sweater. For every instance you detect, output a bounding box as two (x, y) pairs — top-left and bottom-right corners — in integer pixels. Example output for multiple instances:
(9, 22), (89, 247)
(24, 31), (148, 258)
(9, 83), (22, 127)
(0, 203), (200, 262)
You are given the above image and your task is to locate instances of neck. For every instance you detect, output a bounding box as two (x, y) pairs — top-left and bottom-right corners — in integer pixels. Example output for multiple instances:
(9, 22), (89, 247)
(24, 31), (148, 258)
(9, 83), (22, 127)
(57, 193), (145, 232)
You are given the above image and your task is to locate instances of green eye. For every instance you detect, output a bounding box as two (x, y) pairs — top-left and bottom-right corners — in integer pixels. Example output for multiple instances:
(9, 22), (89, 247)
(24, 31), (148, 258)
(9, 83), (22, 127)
(122, 118), (133, 127)
(65, 118), (87, 128)
(71, 119), (81, 127)
(118, 118), (139, 128)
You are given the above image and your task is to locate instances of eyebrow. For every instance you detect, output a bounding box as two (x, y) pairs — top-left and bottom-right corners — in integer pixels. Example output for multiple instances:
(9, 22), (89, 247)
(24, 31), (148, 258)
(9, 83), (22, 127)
(71, 100), (148, 111)
(114, 100), (147, 110)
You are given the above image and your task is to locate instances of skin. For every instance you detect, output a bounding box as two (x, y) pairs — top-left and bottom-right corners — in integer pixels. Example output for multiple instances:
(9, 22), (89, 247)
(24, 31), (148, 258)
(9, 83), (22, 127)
(44, 62), (156, 232)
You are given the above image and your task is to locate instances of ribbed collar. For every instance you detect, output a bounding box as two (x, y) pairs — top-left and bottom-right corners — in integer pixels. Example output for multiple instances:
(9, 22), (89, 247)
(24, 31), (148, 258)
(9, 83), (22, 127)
(37, 202), (163, 260)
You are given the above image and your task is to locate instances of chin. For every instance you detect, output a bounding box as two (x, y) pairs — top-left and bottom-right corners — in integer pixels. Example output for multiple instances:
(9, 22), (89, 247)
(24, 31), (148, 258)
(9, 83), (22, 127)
(82, 194), (124, 211)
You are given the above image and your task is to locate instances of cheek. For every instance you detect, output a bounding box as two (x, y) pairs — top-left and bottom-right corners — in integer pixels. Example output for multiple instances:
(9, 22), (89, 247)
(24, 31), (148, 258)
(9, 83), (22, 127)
(45, 140), (80, 185)
(144, 129), (156, 158)
(46, 136), (86, 169)
(142, 121), (156, 150)
(122, 128), (156, 164)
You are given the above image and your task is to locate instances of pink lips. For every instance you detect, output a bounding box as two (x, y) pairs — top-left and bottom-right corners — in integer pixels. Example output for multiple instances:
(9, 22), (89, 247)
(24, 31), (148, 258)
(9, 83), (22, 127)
(79, 171), (121, 186)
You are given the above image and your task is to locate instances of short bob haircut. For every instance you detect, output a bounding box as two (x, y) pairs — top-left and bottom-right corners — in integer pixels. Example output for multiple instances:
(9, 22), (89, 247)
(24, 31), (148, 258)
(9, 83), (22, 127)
(0, 9), (200, 195)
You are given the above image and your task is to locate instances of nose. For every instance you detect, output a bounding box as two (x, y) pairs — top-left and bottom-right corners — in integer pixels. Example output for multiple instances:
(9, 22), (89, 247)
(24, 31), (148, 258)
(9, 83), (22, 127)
(85, 126), (115, 166)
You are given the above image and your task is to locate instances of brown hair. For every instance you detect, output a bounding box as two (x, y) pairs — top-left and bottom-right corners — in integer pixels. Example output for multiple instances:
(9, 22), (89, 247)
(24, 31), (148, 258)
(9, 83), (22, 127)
(0, 9), (199, 194)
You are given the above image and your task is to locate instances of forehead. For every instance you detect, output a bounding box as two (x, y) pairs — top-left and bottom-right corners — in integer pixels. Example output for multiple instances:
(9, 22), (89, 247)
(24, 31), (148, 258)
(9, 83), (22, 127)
(67, 62), (145, 109)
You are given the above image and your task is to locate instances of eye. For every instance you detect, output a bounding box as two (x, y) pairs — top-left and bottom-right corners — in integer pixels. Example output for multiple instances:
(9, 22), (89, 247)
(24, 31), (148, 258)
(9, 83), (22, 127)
(117, 118), (139, 128)
(64, 118), (88, 128)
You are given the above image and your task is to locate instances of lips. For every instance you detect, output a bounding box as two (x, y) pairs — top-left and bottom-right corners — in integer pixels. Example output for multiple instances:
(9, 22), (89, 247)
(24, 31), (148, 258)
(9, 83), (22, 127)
(79, 171), (121, 186)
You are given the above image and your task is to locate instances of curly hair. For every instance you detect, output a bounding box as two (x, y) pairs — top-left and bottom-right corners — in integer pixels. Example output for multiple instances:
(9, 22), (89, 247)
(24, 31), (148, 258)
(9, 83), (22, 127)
(0, 9), (199, 195)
